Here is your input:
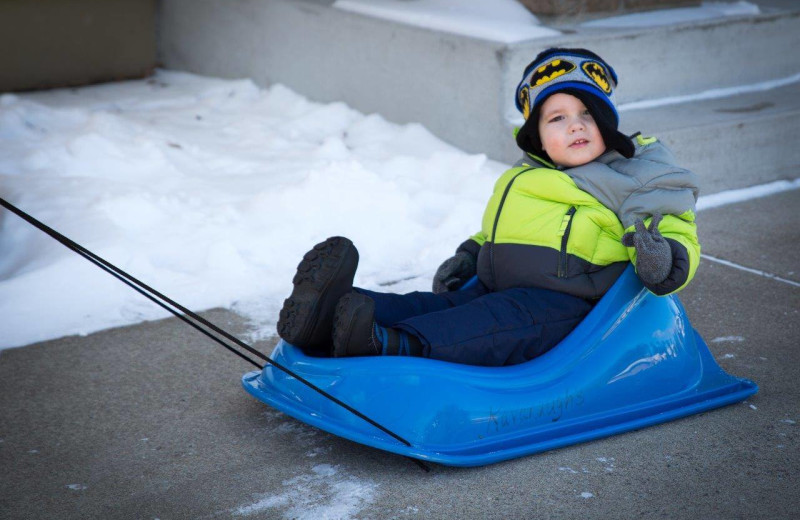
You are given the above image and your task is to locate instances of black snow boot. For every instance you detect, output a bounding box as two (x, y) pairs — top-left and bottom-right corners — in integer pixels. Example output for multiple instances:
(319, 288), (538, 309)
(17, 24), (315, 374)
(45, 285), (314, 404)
(277, 236), (359, 353)
(332, 292), (423, 358)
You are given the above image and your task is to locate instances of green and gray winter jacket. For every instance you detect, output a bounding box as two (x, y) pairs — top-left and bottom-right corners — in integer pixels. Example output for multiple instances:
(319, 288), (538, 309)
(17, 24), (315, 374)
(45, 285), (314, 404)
(457, 135), (700, 299)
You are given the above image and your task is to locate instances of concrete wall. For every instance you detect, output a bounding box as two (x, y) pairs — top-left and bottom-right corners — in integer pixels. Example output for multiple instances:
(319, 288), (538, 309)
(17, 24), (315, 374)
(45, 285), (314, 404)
(0, 0), (156, 92)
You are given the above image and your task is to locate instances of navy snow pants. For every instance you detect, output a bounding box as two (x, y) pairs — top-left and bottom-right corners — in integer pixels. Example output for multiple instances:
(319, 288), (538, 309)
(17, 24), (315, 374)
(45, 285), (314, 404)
(354, 282), (593, 367)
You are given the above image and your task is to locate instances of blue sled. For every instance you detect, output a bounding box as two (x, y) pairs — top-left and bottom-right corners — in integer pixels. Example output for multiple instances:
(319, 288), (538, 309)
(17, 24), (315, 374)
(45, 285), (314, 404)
(242, 265), (757, 467)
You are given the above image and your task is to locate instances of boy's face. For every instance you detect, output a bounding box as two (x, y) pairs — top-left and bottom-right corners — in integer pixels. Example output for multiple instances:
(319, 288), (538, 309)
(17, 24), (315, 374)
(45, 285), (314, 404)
(537, 93), (606, 168)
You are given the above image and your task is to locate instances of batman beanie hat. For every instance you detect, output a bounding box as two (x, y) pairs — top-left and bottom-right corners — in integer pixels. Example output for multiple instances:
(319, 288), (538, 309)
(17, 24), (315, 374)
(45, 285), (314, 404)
(515, 48), (635, 160)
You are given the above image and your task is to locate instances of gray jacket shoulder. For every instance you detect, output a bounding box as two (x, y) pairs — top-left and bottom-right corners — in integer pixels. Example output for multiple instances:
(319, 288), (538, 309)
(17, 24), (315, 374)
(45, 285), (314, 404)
(565, 138), (699, 228)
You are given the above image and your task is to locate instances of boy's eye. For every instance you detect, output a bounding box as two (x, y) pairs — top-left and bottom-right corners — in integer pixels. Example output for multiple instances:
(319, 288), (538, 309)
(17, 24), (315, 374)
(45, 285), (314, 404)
(548, 115), (563, 123)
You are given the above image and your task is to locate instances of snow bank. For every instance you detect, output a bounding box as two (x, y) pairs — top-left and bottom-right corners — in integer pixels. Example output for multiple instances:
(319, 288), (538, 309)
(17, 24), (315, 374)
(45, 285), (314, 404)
(0, 71), (504, 349)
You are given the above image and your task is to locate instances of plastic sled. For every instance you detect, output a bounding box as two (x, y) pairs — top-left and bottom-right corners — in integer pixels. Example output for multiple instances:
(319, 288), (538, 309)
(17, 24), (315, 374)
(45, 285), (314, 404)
(242, 265), (757, 467)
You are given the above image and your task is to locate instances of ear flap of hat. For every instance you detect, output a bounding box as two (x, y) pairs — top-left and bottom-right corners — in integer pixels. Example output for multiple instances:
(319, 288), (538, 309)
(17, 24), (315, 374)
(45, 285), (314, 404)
(515, 112), (545, 158)
(599, 127), (635, 159)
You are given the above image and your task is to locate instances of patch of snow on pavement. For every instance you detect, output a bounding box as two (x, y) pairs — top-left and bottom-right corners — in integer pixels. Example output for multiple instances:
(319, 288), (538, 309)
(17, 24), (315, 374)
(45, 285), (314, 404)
(273, 421), (320, 442)
(711, 336), (745, 343)
(235, 464), (377, 519)
(305, 446), (333, 458)
(596, 456), (616, 472)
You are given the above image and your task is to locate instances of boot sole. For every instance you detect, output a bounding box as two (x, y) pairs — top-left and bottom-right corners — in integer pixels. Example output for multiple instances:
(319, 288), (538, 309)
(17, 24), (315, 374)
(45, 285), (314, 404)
(277, 237), (358, 350)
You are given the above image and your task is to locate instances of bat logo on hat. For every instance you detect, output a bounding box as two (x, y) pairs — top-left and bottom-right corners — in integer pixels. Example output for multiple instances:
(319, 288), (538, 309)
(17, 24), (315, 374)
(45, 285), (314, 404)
(519, 86), (531, 119)
(530, 59), (576, 88)
(581, 61), (612, 94)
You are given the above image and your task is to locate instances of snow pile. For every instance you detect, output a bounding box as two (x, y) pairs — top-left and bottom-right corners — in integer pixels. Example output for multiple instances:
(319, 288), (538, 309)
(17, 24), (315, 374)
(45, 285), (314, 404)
(583, 1), (759, 28)
(333, 0), (560, 42)
(234, 464), (377, 519)
(0, 71), (504, 349)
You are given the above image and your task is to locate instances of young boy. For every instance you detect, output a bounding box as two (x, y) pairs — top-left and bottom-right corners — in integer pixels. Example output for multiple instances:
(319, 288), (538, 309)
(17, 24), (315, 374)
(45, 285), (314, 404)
(277, 48), (700, 367)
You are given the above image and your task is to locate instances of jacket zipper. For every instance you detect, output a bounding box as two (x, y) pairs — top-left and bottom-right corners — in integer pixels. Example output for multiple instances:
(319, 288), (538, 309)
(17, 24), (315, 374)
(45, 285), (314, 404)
(558, 206), (577, 278)
(489, 168), (534, 286)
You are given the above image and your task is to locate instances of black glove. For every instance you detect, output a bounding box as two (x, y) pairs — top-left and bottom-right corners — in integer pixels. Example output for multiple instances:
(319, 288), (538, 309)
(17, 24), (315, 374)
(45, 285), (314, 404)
(622, 212), (672, 286)
(432, 251), (476, 294)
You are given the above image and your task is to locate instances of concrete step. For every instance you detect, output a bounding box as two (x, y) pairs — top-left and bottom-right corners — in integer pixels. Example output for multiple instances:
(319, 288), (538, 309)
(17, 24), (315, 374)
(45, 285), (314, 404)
(159, 0), (800, 173)
(617, 81), (800, 196)
(513, 9), (800, 105)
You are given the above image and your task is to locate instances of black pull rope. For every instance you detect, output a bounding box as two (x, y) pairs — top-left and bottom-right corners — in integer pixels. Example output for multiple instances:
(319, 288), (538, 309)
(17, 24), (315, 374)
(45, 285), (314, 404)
(0, 197), (421, 456)
(80, 244), (266, 369)
(0, 198), (270, 368)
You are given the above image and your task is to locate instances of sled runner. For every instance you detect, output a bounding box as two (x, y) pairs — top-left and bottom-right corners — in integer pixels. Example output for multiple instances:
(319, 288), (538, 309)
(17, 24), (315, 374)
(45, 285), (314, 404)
(242, 265), (757, 467)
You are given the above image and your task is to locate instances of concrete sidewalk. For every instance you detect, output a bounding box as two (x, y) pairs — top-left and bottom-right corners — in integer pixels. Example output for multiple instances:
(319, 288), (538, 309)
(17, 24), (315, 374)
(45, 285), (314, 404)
(1, 190), (798, 519)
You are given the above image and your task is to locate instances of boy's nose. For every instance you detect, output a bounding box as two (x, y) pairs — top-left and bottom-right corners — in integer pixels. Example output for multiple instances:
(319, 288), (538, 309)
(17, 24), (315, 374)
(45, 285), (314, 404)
(569, 119), (585, 132)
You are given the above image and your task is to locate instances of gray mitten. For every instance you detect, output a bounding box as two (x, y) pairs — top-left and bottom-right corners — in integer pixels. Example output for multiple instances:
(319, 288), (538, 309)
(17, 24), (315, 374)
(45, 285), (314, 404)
(432, 251), (477, 294)
(622, 213), (672, 286)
